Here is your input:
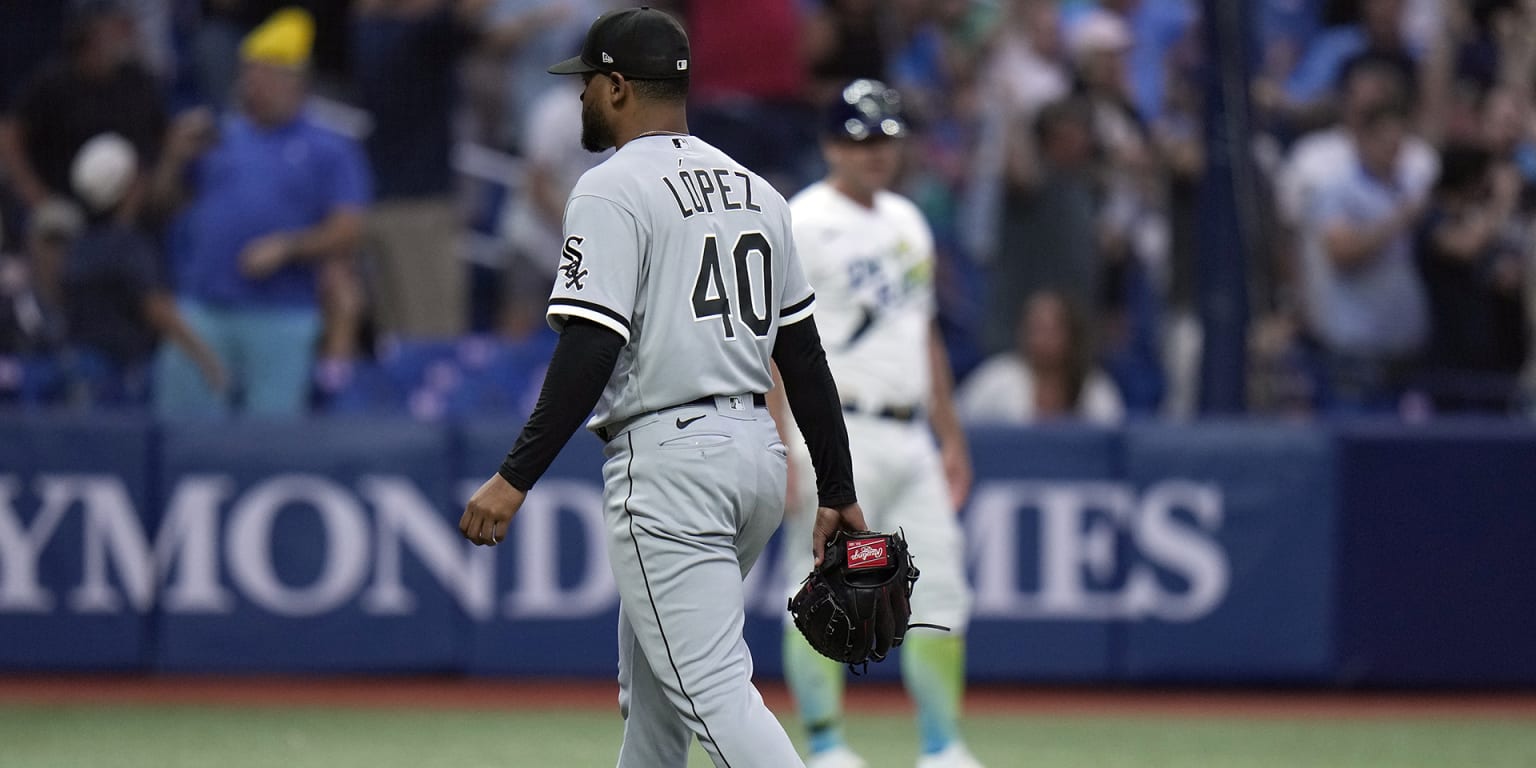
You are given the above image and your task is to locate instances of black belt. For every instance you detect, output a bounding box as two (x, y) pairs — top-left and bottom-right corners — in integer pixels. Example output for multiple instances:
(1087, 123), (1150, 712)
(684, 393), (767, 409)
(595, 393), (767, 442)
(842, 403), (921, 423)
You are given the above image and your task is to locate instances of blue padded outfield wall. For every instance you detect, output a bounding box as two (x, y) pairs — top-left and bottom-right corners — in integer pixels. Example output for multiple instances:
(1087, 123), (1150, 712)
(2, 414), (1534, 686)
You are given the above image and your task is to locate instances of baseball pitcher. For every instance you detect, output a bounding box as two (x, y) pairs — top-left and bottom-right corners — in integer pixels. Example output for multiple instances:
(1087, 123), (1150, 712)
(458, 8), (868, 768)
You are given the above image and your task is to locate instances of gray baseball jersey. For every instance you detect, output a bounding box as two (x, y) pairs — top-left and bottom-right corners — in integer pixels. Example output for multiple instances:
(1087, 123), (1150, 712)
(546, 134), (817, 429)
(548, 132), (815, 766)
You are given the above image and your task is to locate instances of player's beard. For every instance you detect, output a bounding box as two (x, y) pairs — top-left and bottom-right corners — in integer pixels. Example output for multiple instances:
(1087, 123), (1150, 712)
(581, 97), (615, 153)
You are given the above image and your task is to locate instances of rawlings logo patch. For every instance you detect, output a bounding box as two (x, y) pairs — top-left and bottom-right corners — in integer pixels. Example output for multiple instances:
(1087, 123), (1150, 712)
(847, 539), (888, 570)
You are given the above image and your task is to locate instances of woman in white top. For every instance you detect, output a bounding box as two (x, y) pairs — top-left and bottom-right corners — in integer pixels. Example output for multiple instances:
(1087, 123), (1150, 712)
(958, 290), (1124, 424)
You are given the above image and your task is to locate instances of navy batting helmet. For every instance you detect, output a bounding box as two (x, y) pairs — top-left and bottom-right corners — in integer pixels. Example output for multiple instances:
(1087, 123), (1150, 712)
(823, 79), (908, 142)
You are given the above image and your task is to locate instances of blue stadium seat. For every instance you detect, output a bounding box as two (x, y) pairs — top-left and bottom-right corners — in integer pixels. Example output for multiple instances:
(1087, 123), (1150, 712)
(375, 338), (462, 393)
(319, 359), (408, 415)
(442, 332), (557, 420)
(320, 332), (558, 420)
(0, 355), (68, 408)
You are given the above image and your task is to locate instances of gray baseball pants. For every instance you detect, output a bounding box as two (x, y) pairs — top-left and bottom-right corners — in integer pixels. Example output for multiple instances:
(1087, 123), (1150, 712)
(600, 394), (804, 768)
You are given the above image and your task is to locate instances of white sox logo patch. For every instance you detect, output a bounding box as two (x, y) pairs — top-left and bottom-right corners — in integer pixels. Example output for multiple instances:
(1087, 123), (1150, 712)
(847, 539), (888, 570)
(561, 236), (588, 290)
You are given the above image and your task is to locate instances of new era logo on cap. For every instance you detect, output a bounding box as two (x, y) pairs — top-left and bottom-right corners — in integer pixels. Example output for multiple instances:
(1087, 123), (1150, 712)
(676, 60), (688, 71)
(847, 539), (889, 570)
(601, 52), (614, 64)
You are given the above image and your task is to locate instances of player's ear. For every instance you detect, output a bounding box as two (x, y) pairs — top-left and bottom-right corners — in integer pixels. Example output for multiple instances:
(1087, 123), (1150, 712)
(607, 72), (629, 105)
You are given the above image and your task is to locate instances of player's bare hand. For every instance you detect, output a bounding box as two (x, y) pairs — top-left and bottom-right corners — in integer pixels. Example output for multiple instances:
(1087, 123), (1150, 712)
(812, 502), (868, 566)
(238, 233), (294, 280)
(460, 474), (525, 546)
(941, 438), (972, 510)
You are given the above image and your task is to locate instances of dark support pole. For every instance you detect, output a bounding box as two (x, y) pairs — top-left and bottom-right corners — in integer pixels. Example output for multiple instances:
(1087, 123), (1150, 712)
(1197, 0), (1257, 414)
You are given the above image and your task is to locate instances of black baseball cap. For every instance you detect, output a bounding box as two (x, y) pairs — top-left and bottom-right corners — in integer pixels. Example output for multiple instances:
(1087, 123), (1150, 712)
(547, 6), (690, 80)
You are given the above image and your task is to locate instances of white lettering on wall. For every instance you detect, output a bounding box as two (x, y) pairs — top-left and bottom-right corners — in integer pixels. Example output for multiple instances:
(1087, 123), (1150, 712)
(504, 480), (615, 618)
(361, 476), (493, 619)
(967, 480), (1230, 621)
(0, 474), (1230, 623)
(226, 475), (370, 617)
(0, 476), (72, 611)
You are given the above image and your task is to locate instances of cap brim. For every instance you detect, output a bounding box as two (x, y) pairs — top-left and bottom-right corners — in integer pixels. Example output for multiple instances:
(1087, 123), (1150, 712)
(548, 56), (599, 75)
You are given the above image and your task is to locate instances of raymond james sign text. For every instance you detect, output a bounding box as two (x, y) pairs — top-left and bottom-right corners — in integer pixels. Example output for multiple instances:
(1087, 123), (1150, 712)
(0, 474), (1225, 623)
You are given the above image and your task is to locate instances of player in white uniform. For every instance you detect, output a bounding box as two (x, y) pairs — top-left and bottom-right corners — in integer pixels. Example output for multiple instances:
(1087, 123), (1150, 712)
(458, 9), (868, 768)
(775, 80), (983, 768)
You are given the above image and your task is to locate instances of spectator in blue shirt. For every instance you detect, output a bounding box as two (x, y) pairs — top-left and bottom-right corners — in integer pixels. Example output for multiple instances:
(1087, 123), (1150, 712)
(1252, 0), (1324, 134)
(149, 8), (370, 418)
(1276, 0), (1417, 131)
(1258, 0), (1325, 65)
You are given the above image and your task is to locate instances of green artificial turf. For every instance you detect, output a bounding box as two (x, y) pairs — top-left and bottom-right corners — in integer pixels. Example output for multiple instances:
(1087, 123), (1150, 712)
(1, 704), (1533, 767)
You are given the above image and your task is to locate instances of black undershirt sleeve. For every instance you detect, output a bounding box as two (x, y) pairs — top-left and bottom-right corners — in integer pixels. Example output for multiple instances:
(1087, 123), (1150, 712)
(498, 318), (625, 491)
(772, 316), (858, 508)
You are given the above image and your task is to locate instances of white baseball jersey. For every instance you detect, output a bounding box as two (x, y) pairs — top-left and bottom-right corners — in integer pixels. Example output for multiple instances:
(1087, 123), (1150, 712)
(547, 134), (816, 429)
(788, 181), (935, 411)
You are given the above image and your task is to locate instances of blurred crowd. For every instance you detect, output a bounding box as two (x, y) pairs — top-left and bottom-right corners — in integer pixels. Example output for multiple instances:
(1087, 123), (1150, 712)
(0, 0), (1534, 422)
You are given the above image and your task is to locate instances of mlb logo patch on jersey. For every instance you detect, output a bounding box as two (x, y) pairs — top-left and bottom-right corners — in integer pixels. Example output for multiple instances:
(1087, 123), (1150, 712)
(847, 539), (888, 570)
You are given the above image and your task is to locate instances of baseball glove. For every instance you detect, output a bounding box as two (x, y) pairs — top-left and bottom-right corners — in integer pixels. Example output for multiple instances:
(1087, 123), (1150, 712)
(788, 529), (944, 670)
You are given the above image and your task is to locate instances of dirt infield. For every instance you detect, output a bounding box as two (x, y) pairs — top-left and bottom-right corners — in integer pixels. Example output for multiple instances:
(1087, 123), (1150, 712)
(2, 676), (1534, 721)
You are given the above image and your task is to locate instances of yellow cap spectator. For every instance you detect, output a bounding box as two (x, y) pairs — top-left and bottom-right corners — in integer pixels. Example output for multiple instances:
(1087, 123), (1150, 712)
(239, 7), (315, 69)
